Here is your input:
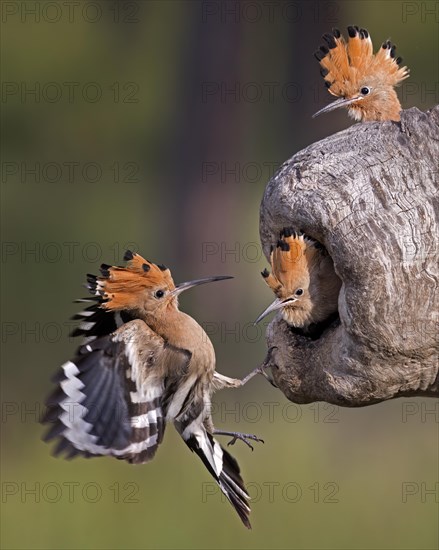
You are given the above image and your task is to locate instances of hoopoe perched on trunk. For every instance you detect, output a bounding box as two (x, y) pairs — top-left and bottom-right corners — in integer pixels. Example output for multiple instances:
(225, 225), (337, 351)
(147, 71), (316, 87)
(313, 26), (409, 121)
(42, 251), (262, 529)
(255, 229), (342, 333)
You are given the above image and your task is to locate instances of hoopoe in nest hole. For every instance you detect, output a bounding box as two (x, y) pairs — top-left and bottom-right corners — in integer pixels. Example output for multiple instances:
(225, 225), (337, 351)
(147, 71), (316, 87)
(314, 26), (409, 121)
(42, 251), (262, 529)
(255, 229), (342, 333)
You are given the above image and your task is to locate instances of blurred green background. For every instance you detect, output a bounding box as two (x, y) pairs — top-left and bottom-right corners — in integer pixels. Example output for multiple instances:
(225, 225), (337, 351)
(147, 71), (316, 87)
(1, 1), (438, 549)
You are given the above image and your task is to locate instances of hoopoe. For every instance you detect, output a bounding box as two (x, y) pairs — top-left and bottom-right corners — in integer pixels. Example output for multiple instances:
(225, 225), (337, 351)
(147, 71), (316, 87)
(42, 251), (262, 529)
(313, 26), (409, 121)
(255, 229), (342, 332)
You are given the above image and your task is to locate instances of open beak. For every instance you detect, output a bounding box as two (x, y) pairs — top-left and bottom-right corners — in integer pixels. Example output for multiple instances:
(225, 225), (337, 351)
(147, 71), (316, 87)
(254, 297), (297, 325)
(312, 96), (361, 118)
(172, 275), (233, 297)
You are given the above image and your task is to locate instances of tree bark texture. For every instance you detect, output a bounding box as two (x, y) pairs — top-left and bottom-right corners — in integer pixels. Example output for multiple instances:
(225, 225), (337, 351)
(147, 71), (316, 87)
(259, 106), (439, 406)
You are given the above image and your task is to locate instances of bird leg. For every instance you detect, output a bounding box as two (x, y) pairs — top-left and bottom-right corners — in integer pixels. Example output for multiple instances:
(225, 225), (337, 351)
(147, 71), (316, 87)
(239, 366), (263, 386)
(213, 430), (264, 451)
(212, 347), (278, 390)
(210, 349), (277, 450)
(241, 346), (278, 385)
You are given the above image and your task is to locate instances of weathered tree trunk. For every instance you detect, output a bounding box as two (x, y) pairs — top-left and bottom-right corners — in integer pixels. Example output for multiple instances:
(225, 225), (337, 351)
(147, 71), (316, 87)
(259, 106), (439, 406)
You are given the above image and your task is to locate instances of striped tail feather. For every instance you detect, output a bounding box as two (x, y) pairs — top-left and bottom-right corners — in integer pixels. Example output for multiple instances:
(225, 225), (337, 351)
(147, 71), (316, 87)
(179, 424), (251, 529)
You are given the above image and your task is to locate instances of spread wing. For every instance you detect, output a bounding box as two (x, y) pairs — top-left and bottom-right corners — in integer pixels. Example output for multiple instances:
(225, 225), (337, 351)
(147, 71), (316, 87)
(42, 319), (190, 464)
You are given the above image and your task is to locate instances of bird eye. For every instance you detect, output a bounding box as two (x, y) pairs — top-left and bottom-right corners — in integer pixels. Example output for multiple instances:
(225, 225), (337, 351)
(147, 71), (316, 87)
(155, 290), (165, 299)
(360, 86), (370, 96)
(295, 288), (304, 296)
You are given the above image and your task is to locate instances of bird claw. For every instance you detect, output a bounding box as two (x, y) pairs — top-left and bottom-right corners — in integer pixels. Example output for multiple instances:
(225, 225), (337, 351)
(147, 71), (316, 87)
(226, 432), (264, 451)
(213, 429), (264, 450)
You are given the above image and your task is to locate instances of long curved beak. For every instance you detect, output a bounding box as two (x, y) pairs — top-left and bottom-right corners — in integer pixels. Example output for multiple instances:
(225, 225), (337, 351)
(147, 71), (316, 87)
(312, 96), (361, 118)
(172, 275), (233, 297)
(254, 297), (297, 325)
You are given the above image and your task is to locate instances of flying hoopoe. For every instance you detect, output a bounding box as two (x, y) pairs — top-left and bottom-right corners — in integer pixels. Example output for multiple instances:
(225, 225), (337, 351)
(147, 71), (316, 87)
(42, 251), (262, 529)
(314, 26), (410, 121)
(255, 229), (342, 331)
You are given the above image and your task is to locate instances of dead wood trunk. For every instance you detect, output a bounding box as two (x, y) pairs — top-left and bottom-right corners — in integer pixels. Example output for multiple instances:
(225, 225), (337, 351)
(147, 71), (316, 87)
(259, 106), (439, 406)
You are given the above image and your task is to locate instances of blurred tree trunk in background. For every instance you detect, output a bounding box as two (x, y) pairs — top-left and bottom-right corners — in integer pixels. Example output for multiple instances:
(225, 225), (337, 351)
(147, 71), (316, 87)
(166, 12), (244, 275)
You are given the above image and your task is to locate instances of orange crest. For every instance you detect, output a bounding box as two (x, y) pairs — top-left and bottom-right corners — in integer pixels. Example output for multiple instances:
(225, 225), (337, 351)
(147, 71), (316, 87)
(315, 26), (409, 99)
(261, 229), (318, 298)
(89, 250), (175, 311)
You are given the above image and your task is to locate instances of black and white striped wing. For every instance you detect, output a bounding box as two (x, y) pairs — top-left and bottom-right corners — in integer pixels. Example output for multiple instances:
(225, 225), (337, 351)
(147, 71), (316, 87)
(43, 319), (186, 464)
